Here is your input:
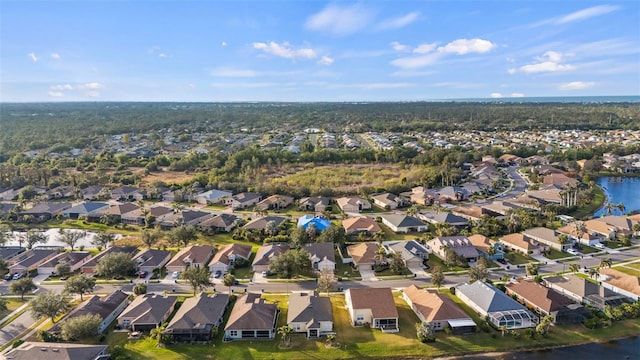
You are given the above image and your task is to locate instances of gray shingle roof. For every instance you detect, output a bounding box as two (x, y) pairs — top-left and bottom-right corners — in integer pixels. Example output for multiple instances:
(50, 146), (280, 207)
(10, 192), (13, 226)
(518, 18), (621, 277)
(287, 291), (333, 325)
(165, 293), (229, 332)
(224, 293), (278, 331)
(456, 281), (529, 313)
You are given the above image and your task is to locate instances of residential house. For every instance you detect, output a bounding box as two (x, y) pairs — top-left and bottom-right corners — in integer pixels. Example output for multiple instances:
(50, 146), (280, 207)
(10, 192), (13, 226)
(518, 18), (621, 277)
(226, 192), (262, 209)
(557, 222), (606, 246)
(0, 188), (20, 201)
(380, 214), (428, 233)
(542, 173), (579, 188)
(117, 294), (178, 331)
(4, 342), (108, 360)
(427, 236), (479, 264)
(402, 285), (476, 334)
(544, 274), (630, 311)
(467, 234), (504, 261)
(164, 293), (230, 342)
(195, 189), (232, 205)
(37, 251), (92, 276)
(345, 288), (399, 332)
(49, 290), (129, 335)
(199, 213), (240, 233)
(243, 215), (287, 231)
(0, 202), (18, 219)
(252, 243), (289, 273)
(0, 247), (25, 262)
(304, 243), (336, 272)
(61, 202), (110, 220)
(341, 216), (381, 235)
(224, 293), (279, 340)
(8, 249), (58, 275)
(479, 201), (522, 217)
(298, 197), (330, 213)
(134, 249), (172, 274)
(287, 291), (333, 338)
(599, 268), (640, 301)
(256, 194), (294, 211)
(594, 215), (636, 238)
(81, 246), (139, 275)
(505, 280), (588, 324)
(335, 197), (372, 213)
(165, 245), (215, 274)
(371, 193), (404, 210)
(410, 186), (436, 206)
(121, 205), (173, 226)
(435, 186), (470, 203)
(111, 186), (146, 202)
(418, 211), (469, 229)
(522, 227), (572, 251)
(499, 233), (542, 255)
(452, 206), (484, 222)
(81, 185), (107, 201)
(383, 240), (429, 268)
(208, 243), (252, 276)
(297, 215), (331, 231)
(455, 281), (538, 329)
(346, 242), (380, 266)
(19, 202), (72, 221)
(88, 203), (139, 224)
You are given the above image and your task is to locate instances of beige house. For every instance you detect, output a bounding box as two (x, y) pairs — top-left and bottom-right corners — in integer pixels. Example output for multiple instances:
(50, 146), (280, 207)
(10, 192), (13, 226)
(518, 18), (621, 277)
(208, 243), (252, 276)
(403, 285), (476, 334)
(499, 233), (543, 254)
(341, 216), (381, 235)
(335, 197), (372, 213)
(345, 288), (398, 332)
(165, 245), (215, 274)
(522, 227), (571, 251)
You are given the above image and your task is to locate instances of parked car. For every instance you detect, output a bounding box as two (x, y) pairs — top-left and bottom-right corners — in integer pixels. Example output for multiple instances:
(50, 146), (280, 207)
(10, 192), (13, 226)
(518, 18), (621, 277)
(139, 271), (148, 279)
(172, 271), (180, 279)
(12, 273), (23, 280)
(214, 271), (222, 278)
(496, 258), (508, 265)
(4, 274), (12, 281)
(594, 242), (605, 250)
(566, 249), (579, 256)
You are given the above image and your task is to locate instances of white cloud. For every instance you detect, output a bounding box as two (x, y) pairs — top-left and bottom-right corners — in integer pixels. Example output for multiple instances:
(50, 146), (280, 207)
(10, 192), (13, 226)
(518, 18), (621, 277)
(78, 82), (104, 90)
(253, 41), (317, 60)
(556, 5), (619, 24)
(559, 81), (595, 90)
(28, 52), (38, 62)
(51, 53), (61, 60)
(413, 43), (437, 54)
(490, 93), (503, 98)
(518, 51), (574, 73)
(50, 84), (74, 91)
(508, 68), (517, 74)
(438, 38), (496, 55)
(317, 56), (334, 65)
(48, 91), (64, 97)
(158, 53), (168, 58)
(390, 41), (410, 52)
(221, 41), (227, 47)
(511, 93), (525, 97)
(390, 53), (441, 69)
(378, 11), (420, 30)
(305, 3), (375, 36)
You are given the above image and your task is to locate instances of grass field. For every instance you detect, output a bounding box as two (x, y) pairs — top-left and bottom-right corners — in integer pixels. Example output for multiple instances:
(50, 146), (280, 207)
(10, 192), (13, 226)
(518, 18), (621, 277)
(504, 251), (536, 265)
(613, 265), (640, 277)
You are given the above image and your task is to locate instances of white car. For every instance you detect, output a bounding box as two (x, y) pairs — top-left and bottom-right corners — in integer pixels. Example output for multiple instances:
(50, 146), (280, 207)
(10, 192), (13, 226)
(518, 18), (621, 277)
(566, 249), (579, 256)
(594, 243), (605, 250)
(172, 271), (180, 279)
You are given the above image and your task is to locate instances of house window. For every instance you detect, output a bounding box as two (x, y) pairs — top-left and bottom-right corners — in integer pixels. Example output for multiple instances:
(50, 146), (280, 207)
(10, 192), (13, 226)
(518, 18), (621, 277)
(122, 319), (130, 327)
(229, 330), (238, 337)
(356, 315), (364, 321)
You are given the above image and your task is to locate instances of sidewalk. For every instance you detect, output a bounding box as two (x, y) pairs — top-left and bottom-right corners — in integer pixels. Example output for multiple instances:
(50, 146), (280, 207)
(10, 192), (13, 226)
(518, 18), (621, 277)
(0, 303), (29, 327)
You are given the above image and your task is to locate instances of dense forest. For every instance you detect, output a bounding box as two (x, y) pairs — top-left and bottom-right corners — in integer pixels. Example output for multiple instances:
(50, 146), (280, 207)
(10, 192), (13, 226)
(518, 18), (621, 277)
(1, 101), (638, 156)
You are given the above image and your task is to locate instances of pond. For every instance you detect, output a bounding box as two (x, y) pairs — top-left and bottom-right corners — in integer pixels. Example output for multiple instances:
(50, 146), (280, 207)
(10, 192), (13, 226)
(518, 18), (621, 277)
(594, 176), (640, 217)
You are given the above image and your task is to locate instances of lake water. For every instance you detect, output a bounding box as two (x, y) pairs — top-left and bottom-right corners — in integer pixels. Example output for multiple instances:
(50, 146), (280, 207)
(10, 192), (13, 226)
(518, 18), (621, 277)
(448, 336), (640, 360)
(594, 176), (640, 217)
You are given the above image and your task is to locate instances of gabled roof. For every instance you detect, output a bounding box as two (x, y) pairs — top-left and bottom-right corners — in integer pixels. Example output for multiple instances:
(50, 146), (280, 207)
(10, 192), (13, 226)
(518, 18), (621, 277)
(304, 243), (335, 264)
(297, 215), (331, 230)
(506, 280), (577, 313)
(545, 274), (620, 298)
(210, 243), (252, 266)
(403, 285), (471, 322)
(600, 268), (640, 297)
(522, 227), (560, 245)
(166, 245), (215, 268)
(346, 242), (379, 265)
(346, 288), (398, 319)
(499, 233), (539, 251)
(244, 215), (287, 230)
(102, 203), (140, 216)
(20, 202), (72, 215)
(165, 293), (229, 332)
(134, 248), (172, 268)
(597, 215), (635, 232)
(429, 236), (479, 259)
(418, 211), (469, 225)
(252, 243), (289, 266)
(371, 193), (400, 205)
(467, 234), (494, 253)
(50, 290), (129, 334)
(298, 196), (330, 207)
(39, 251), (91, 269)
(380, 214), (425, 228)
(341, 216), (381, 233)
(9, 249), (58, 268)
(82, 246), (139, 269)
(4, 342), (108, 360)
(231, 192), (262, 204)
(0, 246), (25, 261)
(456, 281), (529, 313)
(287, 291), (333, 325)
(196, 189), (232, 201)
(385, 240), (428, 261)
(200, 213), (239, 229)
(224, 293), (278, 331)
(119, 294), (178, 325)
(336, 197), (371, 209)
(62, 202), (110, 215)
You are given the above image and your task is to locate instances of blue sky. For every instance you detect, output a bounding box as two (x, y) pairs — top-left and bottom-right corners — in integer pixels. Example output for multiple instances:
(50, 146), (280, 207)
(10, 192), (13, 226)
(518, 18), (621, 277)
(1, 1), (639, 102)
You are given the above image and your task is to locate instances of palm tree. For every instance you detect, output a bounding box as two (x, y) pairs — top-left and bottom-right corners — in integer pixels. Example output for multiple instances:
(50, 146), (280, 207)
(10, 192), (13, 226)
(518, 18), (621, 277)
(588, 267), (600, 280)
(373, 246), (386, 265)
(569, 263), (580, 274)
(604, 202), (617, 215)
(278, 325), (293, 347)
(633, 223), (640, 238)
(574, 221), (587, 242)
(599, 258), (612, 269)
(222, 273), (236, 295)
(372, 231), (385, 244)
(616, 202), (626, 215)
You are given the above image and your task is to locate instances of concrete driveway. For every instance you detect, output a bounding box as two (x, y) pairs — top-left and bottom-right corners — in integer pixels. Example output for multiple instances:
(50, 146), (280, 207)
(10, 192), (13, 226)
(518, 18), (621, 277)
(358, 265), (378, 281)
(407, 264), (429, 279)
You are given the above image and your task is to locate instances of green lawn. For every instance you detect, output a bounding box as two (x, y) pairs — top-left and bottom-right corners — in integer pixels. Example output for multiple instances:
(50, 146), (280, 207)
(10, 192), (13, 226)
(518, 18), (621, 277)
(0, 299), (27, 326)
(335, 255), (360, 279)
(613, 265), (640, 277)
(427, 254), (468, 272)
(545, 249), (570, 260)
(504, 251), (536, 265)
(570, 186), (604, 220)
(603, 240), (627, 249)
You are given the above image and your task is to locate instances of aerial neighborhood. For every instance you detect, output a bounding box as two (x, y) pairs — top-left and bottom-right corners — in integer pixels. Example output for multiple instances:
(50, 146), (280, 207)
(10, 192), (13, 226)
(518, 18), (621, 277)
(1, 104), (640, 360)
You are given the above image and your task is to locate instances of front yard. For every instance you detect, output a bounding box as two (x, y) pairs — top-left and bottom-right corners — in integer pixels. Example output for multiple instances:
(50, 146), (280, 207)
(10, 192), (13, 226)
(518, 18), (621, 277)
(503, 250), (536, 265)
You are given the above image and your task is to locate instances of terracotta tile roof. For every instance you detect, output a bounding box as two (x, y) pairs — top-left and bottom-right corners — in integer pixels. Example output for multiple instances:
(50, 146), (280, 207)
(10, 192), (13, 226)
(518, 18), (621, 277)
(467, 234), (493, 253)
(346, 242), (379, 265)
(347, 288), (398, 319)
(506, 280), (576, 313)
(210, 243), (252, 266)
(342, 216), (381, 233)
(499, 233), (539, 251)
(403, 285), (470, 322)
(600, 268), (640, 297)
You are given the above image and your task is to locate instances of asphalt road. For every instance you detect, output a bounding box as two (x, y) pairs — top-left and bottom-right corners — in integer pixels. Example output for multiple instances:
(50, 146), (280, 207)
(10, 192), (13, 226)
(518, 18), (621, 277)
(0, 307), (36, 345)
